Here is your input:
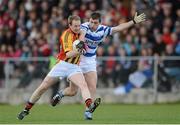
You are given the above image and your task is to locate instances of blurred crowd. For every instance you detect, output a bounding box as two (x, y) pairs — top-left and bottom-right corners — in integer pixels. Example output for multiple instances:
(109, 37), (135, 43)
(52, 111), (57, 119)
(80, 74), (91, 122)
(0, 0), (180, 91)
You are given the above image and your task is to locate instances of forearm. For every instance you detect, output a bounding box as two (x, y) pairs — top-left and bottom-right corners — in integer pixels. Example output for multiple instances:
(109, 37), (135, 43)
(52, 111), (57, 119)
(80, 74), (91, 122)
(112, 12), (146, 34)
(79, 33), (85, 42)
(66, 50), (80, 58)
(79, 30), (86, 42)
(112, 20), (134, 34)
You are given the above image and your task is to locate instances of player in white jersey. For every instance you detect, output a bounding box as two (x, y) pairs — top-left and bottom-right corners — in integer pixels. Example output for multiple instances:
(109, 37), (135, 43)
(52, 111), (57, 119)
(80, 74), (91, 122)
(51, 12), (146, 120)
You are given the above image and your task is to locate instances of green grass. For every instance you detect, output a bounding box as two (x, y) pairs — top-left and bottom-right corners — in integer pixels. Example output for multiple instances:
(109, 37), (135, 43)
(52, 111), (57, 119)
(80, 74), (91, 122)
(0, 103), (180, 124)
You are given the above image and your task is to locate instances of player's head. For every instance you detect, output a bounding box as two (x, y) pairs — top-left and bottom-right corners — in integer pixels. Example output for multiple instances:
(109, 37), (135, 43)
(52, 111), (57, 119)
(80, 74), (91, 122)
(89, 12), (101, 31)
(68, 15), (81, 34)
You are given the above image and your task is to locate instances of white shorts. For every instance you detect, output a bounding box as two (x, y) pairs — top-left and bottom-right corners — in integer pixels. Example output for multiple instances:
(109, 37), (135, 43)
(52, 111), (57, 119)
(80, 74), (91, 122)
(79, 55), (97, 73)
(47, 60), (82, 79)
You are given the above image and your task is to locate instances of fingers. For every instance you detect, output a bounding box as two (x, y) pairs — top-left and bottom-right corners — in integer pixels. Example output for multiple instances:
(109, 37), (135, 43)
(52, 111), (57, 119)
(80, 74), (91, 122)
(77, 48), (86, 55)
(139, 13), (146, 17)
(82, 49), (86, 54)
(134, 12), (146, 23)
(139, 13), (146, 20)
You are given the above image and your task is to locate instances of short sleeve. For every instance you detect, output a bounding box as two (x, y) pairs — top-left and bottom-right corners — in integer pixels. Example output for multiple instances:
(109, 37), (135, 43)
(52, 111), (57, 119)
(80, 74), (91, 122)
(103, 26), (112, 37)
(80, 24), (88, 33)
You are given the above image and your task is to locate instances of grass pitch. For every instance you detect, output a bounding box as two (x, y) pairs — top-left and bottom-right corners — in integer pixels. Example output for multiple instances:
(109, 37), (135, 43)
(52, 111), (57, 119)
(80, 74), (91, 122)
(0, 103), (180, 124)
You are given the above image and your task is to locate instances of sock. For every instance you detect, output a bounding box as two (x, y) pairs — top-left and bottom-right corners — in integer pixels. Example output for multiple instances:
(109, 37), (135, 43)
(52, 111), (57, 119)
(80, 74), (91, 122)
(25, 101), (34, 111)
(85, 98), (92, 108)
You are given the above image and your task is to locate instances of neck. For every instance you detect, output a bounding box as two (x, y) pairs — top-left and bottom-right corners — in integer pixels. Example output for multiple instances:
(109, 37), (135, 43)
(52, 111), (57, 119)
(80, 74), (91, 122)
(69, 28), (77, 34)
(90, 27), (97, 32)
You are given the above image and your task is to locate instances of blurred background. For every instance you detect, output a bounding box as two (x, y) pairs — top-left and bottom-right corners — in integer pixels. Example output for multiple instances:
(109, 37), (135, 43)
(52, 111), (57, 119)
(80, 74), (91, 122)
(0, 0), (180, 105)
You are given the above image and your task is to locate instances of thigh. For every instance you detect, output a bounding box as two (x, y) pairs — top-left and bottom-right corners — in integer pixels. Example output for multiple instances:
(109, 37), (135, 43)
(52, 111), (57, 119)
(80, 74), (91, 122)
(69, 81), (79, 91)
(68, 73), (86, 88)
(84, 71), (97, 88)
(39, 76), (58, 89)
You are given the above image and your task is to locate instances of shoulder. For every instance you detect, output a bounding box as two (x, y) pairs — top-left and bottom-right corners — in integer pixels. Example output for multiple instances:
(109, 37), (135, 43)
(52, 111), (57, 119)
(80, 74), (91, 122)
(63, 29), (71, 34)
(100, 24), (111, 29)
(81, 22), (89, 26)
(63, 29), (73, 36)
(81, 22), (89, 29)
(93, 25), (111, 34)
(61, 29), (72, 39)
(96, 24), (111, 32)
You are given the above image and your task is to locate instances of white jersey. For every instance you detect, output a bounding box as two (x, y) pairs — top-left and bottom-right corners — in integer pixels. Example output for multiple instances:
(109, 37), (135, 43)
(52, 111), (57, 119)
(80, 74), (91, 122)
(81, 22), (112, 57)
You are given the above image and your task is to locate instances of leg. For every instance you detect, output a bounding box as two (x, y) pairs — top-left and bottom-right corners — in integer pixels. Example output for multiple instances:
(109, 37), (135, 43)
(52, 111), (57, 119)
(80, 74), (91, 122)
(17, 76), (58, 120)
(51, 81), (78, 106)
(51, 72), (96, 103)
(83, 71), (101, 120)
(51, 71), (100, 120)
(52, 73), (100, 114)
(51, 74), (88, 107)
(29, 76), (58, 103)
(84, 71), (97, 100)
(51, 80), (60, 99)
(68, 73), (91, 101)
(69, 73), (101, 114)
(63, 81), (78, 96)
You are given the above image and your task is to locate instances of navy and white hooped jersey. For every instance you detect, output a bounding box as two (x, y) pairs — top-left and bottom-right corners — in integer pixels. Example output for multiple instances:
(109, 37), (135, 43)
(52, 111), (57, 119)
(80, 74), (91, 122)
(81, 22), (112, 57)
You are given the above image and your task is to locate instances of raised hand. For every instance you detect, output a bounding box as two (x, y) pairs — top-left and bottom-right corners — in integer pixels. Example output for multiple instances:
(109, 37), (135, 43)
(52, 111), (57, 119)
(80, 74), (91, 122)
(133, 12), (146, 24)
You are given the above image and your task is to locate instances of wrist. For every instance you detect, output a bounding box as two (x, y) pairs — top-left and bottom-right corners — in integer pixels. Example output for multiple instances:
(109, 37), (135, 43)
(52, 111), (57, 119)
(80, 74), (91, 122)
(132, 19), (136, 24)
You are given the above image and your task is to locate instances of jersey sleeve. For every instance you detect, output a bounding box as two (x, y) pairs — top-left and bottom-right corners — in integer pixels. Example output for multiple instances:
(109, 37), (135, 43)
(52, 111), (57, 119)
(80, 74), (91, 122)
(61, 31), (73, 53)
(103, 25), (112, 37)
(80, 23), (88, 33)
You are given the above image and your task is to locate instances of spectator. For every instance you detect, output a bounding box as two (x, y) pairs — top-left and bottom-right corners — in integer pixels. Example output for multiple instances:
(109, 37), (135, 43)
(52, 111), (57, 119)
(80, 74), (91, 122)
(103, 46), (117, 87)
(114, 48), (153, 95)
(153, 34), (166, 56)
(113, 47), (134, 87)
(163, 44), (180, 80)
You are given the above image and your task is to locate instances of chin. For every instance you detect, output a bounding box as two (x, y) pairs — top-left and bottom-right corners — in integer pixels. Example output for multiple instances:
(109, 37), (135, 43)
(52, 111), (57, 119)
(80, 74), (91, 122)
(75, 31), (80, 34)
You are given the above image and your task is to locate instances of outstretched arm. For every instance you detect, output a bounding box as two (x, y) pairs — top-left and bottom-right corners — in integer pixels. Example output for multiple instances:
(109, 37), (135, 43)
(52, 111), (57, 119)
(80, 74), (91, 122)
(111, 12), (146, 34)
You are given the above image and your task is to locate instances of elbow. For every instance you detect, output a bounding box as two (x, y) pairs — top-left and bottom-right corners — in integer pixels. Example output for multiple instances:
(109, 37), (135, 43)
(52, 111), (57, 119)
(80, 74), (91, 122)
(66, 53), (71, 58)
(66, 54), (70, 58)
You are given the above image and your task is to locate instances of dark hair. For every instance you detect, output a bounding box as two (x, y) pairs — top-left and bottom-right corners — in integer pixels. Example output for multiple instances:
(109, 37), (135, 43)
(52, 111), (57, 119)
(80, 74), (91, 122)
(68, 15), (81, 25)
(90, 12), (101, 22)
